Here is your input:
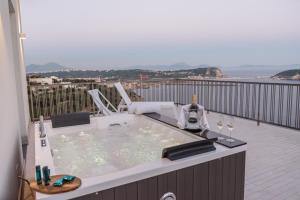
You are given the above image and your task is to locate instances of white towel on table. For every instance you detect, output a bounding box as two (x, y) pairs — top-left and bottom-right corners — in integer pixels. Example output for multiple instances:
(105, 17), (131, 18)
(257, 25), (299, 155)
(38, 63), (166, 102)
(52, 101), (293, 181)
(177, 104), (210, 130)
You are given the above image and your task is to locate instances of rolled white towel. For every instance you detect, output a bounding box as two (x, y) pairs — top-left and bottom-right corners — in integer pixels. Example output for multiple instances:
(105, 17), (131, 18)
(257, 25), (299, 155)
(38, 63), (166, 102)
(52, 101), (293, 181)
(129, 102), (178, 119)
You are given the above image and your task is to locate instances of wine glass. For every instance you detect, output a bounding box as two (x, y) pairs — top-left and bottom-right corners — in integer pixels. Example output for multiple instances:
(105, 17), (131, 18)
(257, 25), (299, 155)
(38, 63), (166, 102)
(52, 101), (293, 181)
(226, 116), (235, 143)
(217, 114), (225, 140)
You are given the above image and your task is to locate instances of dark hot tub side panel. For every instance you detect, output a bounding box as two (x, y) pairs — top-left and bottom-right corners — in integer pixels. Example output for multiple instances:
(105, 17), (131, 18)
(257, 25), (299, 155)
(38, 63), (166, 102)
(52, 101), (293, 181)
(72, 151), (246, 200)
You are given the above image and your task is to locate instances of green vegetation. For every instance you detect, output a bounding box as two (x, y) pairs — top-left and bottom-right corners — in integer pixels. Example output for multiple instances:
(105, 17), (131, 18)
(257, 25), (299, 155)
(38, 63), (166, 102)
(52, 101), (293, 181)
(27, 67), (223, 80)
(27, 84), (140, 121)
(273, 69), (300, 80)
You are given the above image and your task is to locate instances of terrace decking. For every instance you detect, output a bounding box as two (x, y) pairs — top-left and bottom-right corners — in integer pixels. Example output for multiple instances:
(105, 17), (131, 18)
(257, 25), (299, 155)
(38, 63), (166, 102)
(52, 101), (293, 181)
(23, 112), (300, 200)
(207, 112), (300, 200)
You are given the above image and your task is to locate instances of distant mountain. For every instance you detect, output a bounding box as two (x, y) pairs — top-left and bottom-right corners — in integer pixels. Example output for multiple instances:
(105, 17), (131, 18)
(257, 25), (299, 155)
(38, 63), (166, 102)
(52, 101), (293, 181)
(272, 69), (300, 80)
(26, 63), (70, 73)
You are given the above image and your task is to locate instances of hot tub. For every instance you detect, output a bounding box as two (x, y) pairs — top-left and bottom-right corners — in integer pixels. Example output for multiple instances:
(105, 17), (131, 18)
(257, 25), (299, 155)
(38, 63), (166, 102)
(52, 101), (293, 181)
(34, 113), (246, 200)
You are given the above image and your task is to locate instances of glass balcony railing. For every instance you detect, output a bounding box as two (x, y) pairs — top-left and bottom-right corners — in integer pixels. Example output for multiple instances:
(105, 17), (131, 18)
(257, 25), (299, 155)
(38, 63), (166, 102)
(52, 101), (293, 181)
(27, 79), (300, 130)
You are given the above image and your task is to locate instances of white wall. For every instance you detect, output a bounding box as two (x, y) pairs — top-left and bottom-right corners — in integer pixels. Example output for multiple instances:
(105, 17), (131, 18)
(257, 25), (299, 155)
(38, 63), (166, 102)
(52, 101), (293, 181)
(0, 0), (29, 199)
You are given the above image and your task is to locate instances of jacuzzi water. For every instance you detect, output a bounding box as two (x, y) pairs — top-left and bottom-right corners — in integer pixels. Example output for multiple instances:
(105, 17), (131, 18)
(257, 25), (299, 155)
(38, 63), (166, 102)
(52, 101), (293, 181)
(47, 114), (199, 178)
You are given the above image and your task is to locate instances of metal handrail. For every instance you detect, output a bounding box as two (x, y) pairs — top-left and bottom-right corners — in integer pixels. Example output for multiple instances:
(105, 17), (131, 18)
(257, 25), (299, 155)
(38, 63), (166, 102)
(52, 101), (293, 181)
(177, 78), (300, 86)
(27, 80), (300, 130)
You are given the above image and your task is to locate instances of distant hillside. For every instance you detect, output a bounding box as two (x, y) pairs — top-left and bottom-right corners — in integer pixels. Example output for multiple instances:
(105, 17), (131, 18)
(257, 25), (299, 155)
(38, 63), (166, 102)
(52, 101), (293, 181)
(26, 63), (70, 73)
(272, 69), (300, 80)
(172, 67), (223, 77)
(127, 63), (211, 70)
(27, 67), (223, 80)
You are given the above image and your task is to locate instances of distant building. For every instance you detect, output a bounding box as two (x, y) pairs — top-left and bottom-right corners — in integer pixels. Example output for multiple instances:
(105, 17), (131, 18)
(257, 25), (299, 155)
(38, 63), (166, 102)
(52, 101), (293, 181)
(28, 76), (62, 85)
(29, 77), (53, 85)
(50, 76), (62, 81)
(187, 75), (204, 80)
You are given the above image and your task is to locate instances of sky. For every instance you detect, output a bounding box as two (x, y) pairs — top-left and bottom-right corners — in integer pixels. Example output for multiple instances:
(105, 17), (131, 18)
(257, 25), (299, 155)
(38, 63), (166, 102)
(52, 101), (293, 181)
(21, 0), (300, 69)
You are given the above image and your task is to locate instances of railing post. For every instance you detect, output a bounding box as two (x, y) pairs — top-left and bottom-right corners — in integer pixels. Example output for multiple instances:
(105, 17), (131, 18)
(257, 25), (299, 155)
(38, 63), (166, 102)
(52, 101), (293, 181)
(207, 81), (210, 114)
(28, 85), (35, 121)
(92, 83), (95, 116)
(257, 83), (261, 126)
(176, 79), (179, 105)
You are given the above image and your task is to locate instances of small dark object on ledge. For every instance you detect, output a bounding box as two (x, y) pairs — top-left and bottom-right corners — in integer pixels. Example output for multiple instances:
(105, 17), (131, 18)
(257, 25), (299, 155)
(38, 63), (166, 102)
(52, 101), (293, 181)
(41, 139), (47, 147)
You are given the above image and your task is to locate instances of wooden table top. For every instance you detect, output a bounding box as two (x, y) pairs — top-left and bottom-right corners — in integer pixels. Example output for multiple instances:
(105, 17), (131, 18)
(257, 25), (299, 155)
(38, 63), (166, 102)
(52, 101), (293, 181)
(30, 175), (81, 194)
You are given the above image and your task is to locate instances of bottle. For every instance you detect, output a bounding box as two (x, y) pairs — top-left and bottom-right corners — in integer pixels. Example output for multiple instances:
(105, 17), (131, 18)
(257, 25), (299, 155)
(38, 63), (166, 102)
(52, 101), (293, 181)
(188, 95), (198, 124)
(35, 165), (42, 185)
(42, 166), (51, 186)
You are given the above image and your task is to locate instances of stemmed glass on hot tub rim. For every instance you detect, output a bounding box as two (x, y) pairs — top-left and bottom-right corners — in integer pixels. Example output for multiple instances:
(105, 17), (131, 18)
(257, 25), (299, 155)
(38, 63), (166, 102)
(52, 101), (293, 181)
(217, 114), (225, 140)
(226, 116), (235, 143)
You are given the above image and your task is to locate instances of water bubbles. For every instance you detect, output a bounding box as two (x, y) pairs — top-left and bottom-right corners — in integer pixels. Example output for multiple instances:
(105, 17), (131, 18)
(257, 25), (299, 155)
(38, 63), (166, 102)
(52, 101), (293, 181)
(94, 156), (105, 165)
(48, 117), (198, 179)
(60, 134), (69, 142)
(79, 131), (88, 137)
(138, 127), (152, 134)
(153, 133), (160, 137)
